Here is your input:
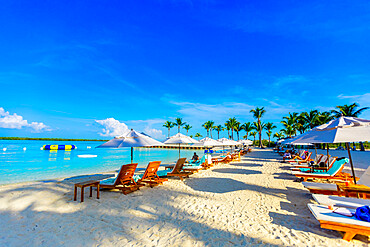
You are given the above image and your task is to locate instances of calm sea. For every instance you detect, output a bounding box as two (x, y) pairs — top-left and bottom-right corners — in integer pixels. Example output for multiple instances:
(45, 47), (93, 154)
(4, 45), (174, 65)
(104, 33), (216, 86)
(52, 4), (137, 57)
(0, 140), (204, 185)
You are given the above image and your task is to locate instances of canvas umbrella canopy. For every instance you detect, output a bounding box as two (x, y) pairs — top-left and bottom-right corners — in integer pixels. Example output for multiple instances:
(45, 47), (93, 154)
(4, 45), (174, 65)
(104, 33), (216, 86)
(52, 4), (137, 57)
(197, 137), (223, 147)
(163, 133), (199, 158)
(217, 138), (240, 146)
(291, 116), (370, 184)
(217, 138), (240, 153)
(97, 129), (163, 163)
(238, 139), (253, 145)
(277, 139), (285, 144)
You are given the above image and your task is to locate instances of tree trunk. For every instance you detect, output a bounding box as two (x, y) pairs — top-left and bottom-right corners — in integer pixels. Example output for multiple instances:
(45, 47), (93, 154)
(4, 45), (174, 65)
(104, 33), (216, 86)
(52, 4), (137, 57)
(231, 130), (234, 140)
(218, 131), (220, 139)
(268, 137), (271, 147)
(210, 130), (213, 139)
(168, 128), (170, 138)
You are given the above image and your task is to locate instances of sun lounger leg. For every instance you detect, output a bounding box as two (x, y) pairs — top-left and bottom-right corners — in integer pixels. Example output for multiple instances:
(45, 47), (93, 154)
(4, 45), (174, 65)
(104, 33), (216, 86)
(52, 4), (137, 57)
(74, 186), (77, 201)
(343, 232), (356, 241)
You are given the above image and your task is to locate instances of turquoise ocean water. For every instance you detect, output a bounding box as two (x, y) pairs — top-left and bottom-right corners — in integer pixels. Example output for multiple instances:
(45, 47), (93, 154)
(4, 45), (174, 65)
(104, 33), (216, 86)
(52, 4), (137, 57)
(0, 140), (205, 185)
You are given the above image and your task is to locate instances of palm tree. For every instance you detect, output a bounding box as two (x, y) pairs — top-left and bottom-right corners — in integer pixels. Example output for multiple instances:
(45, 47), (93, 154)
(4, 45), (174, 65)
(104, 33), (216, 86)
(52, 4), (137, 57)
(252, 121), (266, 147)
(273, 132), (284, 140)
(331, 103), (369, 117)
(250, 107), (266, 148)
(281, 112), (299, 137)
(281, 126), (295, 138)
(250, 131), (257, 146)
(296, 113), (309, 134)
(224, 122), (231, 139)
(265, 122), (277, 147)
(194, 133), (202, 141)
(225, 117), (238, 140)
(202, 121), (214, 137)
(234, 121), (242, 140)
(183, 124), (192, 135)
(302, 110), (320, 129)
(213, 125), (224, 139)
(174, 118), (186, 133)
(331, 103), (369, 151)
(163, 121), (175, 138)
(317, 111), (334, 125)
(241, 122), (253, 140)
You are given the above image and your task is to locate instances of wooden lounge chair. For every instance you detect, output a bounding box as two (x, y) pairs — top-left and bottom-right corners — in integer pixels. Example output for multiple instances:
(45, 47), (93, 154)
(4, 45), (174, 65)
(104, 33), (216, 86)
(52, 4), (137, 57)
(291, 156), (334, 172)
(166, 158), (194, 181)
(302, 166), (370, 197)
(212, 153), (232, 165)
(312, 194), (370, 209)
(291, 154), (328, 169)
(308, 203), (370, 241)
(302, 166), (370, 196)
(287, 152), (312, 164)
(291, 158), (352, 182)
(99, 163), (140, 195)
(182, 156), (207, 173)
(136, 161), (168, 188)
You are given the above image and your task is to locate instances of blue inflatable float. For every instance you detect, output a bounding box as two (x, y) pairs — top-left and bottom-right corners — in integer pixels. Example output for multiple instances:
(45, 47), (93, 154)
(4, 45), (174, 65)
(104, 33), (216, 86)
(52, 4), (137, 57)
(43, 145), (76, 150)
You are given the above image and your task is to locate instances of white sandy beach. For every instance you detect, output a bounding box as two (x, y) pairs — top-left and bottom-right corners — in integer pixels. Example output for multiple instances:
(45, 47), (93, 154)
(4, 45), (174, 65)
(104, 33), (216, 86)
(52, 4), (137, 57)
(0, 149), (369, 246)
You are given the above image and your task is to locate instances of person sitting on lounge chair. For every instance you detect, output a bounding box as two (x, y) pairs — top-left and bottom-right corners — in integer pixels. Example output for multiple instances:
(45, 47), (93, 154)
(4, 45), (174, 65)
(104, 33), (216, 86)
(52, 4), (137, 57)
(289, 150), (308, 161)
(191, 152), (199, 162)
(282, 150), (293, 161)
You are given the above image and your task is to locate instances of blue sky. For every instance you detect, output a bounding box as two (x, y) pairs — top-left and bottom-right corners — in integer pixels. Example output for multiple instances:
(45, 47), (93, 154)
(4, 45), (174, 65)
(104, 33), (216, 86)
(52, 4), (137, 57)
(0, 1), (369, 140)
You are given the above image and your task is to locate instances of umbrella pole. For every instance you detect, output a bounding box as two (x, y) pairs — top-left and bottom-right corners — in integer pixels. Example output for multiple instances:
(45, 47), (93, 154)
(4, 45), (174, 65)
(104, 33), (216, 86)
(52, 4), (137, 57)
(178, 143), (180, 158)
(326, 144), (329, 166)
(346, 142), (357, 185)
(131, 147), (133, 163)
(314, 144), (317, 157)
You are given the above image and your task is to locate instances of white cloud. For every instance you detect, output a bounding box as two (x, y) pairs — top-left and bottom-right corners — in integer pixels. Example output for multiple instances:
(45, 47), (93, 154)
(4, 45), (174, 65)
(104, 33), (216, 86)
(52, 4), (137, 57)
(95, 118), (130, 137)
(273, 75), (309, 88)
(144, 127), (165, 140)
(170, 101), (253, 122)
(0, 107), (51, 132)
(338, 93), (370, 106)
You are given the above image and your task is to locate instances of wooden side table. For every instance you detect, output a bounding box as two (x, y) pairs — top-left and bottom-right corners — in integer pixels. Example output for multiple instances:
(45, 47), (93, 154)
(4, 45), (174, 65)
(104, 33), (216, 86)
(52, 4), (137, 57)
(74, 180), (100, 202)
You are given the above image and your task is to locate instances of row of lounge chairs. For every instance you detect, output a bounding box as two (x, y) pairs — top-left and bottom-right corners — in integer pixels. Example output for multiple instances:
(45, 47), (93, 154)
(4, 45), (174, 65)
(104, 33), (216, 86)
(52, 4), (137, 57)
(281, 151), (370, 241)
(98, 151), (244, 195)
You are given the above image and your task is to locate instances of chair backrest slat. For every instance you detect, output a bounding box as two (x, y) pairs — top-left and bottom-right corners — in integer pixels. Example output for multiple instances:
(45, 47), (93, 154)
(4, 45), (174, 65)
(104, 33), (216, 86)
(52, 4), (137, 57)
(142, 161), (161, 180)
(315, 154), (324, 163)
(172, 158), (187, 173)
(115, 163), (138, 186)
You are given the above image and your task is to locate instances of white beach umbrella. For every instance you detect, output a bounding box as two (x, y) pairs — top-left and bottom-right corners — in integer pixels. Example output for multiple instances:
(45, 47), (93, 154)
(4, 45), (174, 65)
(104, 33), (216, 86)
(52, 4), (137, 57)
(197, 137), (223, 147)
(238, 139), (253, 145)
(163, 133), (199, 158)
(282, 134), (312, 145)
(291, 116), (370, 184)
(217, 138), (240, 153)
(217, 138), (240, 146)
(97, 129), (163, 163)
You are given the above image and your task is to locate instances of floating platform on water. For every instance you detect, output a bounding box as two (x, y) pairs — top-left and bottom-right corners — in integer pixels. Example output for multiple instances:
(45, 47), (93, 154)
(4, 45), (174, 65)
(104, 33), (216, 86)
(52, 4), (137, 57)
(139, 145), (207, 150)
(43, 145), (76, 150)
